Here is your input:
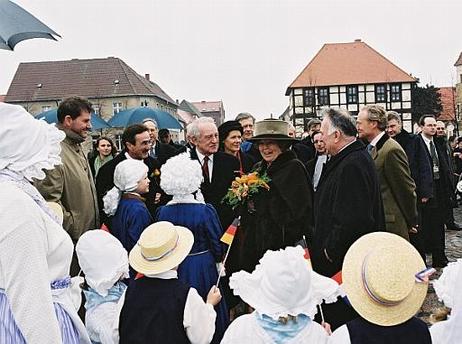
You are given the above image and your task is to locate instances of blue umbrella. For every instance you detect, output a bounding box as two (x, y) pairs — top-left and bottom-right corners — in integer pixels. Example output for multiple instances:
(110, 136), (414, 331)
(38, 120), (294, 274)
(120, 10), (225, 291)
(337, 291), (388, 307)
(108, 107), (183, 130)
(35, 109), (111, 130)
(0, 0), (61, 51)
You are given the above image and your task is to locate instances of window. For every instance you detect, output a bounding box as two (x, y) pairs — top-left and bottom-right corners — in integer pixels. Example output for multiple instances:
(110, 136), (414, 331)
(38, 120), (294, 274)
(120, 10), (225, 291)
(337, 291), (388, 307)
(318, 87), (329, 106)
(93, 104), (100, 115)
(303, 88), (315, 106)
(115, 134), (123, 152)
(41, 105), (51, 112)
(375, 85), (387, 102)
(390, 84), (401, 102)
(346, 86), (358, 104)
(113, 102), (123, 115)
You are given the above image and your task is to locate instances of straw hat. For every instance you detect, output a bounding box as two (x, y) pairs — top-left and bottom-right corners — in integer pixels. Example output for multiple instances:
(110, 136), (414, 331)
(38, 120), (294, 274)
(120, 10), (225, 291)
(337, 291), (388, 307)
(248, 119), (298, 143)
(129, 221), (194, 275)
(342, 232), (427, 326)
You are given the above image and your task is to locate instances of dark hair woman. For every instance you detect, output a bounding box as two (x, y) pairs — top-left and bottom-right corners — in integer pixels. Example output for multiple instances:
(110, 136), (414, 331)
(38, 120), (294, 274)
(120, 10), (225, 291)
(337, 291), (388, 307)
(218, 120), (255, 174)
(89, 136), (117, 178)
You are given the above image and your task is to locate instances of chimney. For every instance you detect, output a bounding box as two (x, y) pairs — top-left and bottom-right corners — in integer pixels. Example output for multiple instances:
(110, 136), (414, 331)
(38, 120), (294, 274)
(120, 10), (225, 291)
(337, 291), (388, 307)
(145, 73), (150, 81)
(354, 38), (362, 42)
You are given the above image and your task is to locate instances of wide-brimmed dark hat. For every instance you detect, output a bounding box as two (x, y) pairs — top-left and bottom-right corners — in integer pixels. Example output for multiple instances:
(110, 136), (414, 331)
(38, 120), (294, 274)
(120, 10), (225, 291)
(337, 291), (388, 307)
(248, 119), (298, 143)
(218, 120), (243, 143)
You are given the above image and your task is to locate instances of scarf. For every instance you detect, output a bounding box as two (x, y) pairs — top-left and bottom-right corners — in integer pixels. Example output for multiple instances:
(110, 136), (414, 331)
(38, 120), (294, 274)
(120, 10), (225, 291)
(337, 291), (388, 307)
(256, 312), (310, 343)
(83, 281), (127, 310)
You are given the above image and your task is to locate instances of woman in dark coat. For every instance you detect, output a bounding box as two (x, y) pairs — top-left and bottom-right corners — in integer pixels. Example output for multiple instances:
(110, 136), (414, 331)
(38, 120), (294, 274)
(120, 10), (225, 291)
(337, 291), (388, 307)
(240, 119), (314, 272)
(218, 121), (255, 174)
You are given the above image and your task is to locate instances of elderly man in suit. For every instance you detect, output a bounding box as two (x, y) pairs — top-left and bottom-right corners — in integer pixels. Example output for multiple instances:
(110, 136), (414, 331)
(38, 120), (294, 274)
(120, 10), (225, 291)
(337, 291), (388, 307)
(188, 117), (240, 229)
(357, 105), (418, 241)
(312, 107), (384, 329)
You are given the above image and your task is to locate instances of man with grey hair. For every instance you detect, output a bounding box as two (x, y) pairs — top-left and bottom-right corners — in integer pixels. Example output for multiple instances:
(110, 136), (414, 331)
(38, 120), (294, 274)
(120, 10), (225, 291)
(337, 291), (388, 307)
(301, 118), (322, 160)
(357, 105), (417, 241)
(188, 117), (240, 228)
(235, 112), (261, 161)
(312, 107), (384, 329)
(142, 118), (177, 164)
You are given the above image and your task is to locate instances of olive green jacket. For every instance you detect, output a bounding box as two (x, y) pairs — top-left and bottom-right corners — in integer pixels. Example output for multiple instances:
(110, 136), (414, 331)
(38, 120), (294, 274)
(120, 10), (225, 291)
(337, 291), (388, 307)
(36, 130), (99, 240)
(371, 134), (417, 241)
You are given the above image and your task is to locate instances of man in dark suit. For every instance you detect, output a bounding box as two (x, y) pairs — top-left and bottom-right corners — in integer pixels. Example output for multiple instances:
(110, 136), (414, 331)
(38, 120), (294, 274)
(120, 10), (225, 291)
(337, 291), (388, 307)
(305, 131), (328, 191)
(142, 119), (178, 164)
(312, 108), (384, 330)
(188, 117), (240, 229)
(419, 115), (455, 268)
(386, 111), (433, 260)
(96, 124), (160, 227)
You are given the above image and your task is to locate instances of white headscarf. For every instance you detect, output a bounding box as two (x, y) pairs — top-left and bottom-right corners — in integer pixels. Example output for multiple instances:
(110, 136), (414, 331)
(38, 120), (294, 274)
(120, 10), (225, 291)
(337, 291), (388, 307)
(103, 159), (148, 216)
(229, 246), (342, 320)
(431, 259), (462, 344)
(0, 102), (64, 181)
(160, 152), (203, 203)
(76, 230), (129, 296)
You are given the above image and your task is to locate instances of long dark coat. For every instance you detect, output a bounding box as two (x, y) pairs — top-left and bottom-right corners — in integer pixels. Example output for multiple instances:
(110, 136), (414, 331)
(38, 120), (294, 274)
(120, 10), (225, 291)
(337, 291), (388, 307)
(311, 140), (385, 278)
(241, 150), (314, 272)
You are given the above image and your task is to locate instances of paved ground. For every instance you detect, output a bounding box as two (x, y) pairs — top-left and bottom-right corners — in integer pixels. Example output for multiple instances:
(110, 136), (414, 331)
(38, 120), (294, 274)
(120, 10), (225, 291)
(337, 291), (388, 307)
(418, 207), (462, 325)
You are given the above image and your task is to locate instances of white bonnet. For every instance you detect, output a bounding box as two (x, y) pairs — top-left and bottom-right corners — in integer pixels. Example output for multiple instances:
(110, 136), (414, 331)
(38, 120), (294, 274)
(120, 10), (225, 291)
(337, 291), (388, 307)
(0, 103), (64, 180)
(114, 159), (148, 192)
(76, 230), (129, 296)
(160, 153), (202, 196)
(229, 246), (341, 319)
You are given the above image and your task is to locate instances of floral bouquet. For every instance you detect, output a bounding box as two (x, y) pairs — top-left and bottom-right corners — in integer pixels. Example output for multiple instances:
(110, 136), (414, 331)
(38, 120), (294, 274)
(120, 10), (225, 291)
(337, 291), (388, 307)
(222, 171), (270, 210)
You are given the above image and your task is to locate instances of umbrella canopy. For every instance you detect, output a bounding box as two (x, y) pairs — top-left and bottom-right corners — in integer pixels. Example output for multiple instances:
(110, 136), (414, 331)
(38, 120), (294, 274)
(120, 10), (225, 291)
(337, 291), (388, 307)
(0, 0), (61, 50)
(108, 107), (183, 130)
(35, 109), (111, 130)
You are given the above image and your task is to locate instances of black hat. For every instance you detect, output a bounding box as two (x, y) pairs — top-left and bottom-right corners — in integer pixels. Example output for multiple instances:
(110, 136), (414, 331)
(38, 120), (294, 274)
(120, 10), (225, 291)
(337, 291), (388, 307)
(218, 120), (243, 143)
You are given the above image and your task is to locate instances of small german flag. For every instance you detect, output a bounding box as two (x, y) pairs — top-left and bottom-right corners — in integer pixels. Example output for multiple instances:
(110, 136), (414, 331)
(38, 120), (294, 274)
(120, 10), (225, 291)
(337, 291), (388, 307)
(220, 217), (240, 246)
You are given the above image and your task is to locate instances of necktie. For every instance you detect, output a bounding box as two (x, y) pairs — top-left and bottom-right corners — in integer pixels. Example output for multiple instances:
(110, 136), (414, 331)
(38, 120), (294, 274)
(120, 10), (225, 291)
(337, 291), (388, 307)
(367, 144), (374, 154)
(202, 156), (210, 182)
(429, 141), (440, 180)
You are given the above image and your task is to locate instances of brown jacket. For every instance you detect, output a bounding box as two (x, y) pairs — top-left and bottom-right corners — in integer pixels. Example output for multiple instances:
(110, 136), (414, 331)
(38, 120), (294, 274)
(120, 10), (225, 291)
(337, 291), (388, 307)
(371, 134), (417, 241)
(36, 131), (99, 240)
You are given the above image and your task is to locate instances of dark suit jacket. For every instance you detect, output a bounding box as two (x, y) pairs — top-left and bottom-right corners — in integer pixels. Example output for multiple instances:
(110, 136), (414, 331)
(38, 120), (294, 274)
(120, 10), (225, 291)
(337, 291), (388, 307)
(152, 140), (177, 165)
(419, 134), (455, 209)
(95, 151), (161, 226)
(190, 149), (240, 229)
(394, 130), (433, 200)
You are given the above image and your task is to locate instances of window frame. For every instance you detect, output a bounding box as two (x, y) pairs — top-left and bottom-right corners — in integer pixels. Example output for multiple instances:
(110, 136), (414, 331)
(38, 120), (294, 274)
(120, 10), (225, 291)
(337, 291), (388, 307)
(303, 88), (315, 107)
(375, 84), (387, 103)
(390, 84), (401, 102)
(346, 85), (359, 104)
(318, 87), (330, 106)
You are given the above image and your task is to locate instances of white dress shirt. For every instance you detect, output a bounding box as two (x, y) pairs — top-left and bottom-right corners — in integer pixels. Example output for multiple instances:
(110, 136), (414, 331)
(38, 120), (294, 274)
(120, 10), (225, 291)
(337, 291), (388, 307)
(196, 150), (214, 183)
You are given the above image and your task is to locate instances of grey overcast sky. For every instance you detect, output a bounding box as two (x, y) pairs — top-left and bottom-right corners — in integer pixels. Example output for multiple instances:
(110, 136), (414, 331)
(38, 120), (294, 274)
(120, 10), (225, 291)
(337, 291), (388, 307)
(1, 0), (461, 120)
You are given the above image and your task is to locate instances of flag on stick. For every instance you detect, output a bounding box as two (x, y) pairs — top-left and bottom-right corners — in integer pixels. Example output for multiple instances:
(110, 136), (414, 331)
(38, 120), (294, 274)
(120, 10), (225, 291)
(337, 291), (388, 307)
(216, 216), (240, 286)
(220, 217), (240, 245)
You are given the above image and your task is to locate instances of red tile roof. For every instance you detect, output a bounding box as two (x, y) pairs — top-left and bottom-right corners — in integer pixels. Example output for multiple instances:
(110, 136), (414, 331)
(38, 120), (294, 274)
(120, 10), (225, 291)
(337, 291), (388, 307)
(191, 100), (223, 113)
(5, 57), (176, 105)
(437, 87), (456, 121)
(287, 40), (416, 93)
(455, 52), (462, 67)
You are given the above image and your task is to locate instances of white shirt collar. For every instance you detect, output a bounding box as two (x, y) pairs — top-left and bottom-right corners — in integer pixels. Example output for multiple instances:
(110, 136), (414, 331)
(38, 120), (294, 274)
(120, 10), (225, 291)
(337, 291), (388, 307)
(195, 149), (214, 164)
(421, 134), (433, 145)
(369, 131), (386, 147)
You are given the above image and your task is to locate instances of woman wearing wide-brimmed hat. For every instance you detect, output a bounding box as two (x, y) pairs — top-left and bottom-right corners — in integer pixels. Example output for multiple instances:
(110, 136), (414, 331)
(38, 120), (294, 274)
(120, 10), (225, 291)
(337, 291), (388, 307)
(240, 119), (313, 272)
(330, 232), (432, 343)
(0, 103), (90, 343)
(218, 120), (256, 174)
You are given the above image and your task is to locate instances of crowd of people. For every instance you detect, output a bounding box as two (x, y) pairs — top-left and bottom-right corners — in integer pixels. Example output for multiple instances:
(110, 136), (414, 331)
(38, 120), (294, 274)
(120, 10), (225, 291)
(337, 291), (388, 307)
(0, 96), (460, 343)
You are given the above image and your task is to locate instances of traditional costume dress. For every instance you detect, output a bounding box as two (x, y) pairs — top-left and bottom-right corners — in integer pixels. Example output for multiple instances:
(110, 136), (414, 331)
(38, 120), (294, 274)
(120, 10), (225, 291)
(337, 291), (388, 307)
(156, 153), (229, 342)
(76, 230), (130, 344)
(0, 103), (90, 343)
